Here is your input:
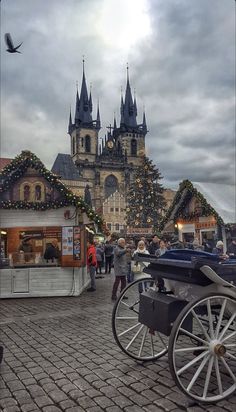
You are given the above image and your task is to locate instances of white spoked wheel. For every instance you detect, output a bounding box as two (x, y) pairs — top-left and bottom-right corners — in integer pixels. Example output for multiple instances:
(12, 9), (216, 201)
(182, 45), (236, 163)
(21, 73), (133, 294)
(112, 277), (168, 361)
(168, 293), (236, 403)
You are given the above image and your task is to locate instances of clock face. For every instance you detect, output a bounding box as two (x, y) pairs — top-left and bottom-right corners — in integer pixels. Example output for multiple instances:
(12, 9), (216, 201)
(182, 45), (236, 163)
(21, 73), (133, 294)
(107, 140), (114, 149)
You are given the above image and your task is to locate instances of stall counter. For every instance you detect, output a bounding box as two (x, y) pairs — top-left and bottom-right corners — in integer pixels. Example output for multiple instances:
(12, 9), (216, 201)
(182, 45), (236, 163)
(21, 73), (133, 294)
(0, 266), (89, 298)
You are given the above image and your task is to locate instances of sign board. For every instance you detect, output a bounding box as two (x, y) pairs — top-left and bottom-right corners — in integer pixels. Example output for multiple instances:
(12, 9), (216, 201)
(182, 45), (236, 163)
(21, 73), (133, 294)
(195, 221), (216, 230)
(61, 225), (85, 267)
(126, 227), (153, 235)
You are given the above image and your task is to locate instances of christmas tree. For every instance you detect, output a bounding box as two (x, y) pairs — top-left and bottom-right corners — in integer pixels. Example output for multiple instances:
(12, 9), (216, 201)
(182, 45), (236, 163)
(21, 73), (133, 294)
(126, 156), (166, 230)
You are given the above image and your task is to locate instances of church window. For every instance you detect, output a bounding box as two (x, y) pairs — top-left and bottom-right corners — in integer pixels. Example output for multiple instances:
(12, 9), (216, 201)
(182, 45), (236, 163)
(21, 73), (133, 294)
(85, 135), (91, 152)
(131, 139), (137, 156)
(104, 174), (118, 198)
(81, 137), (84, 147)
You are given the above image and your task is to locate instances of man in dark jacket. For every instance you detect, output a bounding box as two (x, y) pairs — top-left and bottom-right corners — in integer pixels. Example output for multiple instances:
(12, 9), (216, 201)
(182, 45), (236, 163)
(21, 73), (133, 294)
(44, 240), (60, 263)
(111, 238), (130, 301)
(148, 235), (160, 255)
(104, 240), (114, 274)
(227, 238), (236, 258)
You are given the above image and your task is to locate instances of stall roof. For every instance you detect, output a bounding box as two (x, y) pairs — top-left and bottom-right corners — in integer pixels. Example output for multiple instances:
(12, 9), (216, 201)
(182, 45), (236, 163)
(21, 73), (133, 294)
(192, 182), (235, 224)
(51, 154), (82, 181)
(0, 158), (12, 171)
(160, 179), (235, 230)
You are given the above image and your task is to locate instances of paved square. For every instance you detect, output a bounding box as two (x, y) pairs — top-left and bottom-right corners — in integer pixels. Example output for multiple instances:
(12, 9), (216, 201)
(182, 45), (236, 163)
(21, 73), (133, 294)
(0, 274), (235, 411)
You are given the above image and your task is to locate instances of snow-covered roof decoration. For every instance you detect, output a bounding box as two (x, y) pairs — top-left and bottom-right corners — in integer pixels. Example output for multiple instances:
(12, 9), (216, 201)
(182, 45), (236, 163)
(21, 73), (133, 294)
(192, 182), (235, 224)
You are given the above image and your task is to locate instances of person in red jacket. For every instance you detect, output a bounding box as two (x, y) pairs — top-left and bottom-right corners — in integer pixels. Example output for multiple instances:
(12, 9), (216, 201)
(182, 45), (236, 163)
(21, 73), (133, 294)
(87, 238), (97, 292)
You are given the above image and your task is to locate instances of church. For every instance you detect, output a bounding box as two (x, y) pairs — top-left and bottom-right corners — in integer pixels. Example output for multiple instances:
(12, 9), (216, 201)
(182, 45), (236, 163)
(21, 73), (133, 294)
(52, 62), (150, 234)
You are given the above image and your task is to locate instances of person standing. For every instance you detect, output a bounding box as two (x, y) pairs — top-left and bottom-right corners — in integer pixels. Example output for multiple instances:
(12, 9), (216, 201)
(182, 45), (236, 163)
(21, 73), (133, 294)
(212, 240), (229, 259)
(87, 238), (97, 292)
(104, 240), (113, 274)
(96, 243), (104, 275)
(227, 238), (236, 258)
(111, 238), (129, 301)
(148, 235), (160, 255)
(155, 239), (168, 256)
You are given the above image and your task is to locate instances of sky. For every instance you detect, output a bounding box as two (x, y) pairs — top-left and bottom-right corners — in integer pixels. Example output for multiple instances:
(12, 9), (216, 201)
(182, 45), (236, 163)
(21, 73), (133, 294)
(0, 0), (235, 189)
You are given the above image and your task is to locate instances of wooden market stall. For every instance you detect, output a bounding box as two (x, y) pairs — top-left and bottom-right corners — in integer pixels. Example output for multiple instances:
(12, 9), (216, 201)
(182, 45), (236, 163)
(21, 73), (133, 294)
(0, 150), (104, 298)
(160, 180), (235, 252)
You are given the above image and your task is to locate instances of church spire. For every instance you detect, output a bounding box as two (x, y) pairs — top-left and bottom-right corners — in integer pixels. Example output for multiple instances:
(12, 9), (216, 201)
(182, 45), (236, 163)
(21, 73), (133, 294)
(78, 58), (93, 125)
(113, 113), (117, 130)
(123, 64), (137, 128)
(89, 83), (93, 113)
(74, 83), (80, 124)
(96, 101), (101, 130)
(120, 88), (124, 126)
(68, 107), (73, 134)
(142, 109), (147, 134)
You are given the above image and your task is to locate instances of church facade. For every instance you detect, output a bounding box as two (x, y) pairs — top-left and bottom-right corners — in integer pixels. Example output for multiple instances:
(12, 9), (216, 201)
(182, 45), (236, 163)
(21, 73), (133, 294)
(52, 63), (148, 233)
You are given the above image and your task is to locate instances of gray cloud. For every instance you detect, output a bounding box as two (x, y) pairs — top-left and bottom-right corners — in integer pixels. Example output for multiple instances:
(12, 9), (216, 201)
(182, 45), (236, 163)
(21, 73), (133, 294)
(0, 0), (235, 188)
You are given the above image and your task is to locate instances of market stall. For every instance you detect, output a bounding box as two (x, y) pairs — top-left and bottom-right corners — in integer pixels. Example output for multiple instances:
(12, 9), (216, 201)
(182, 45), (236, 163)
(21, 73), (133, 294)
(0, 150), (104, 298)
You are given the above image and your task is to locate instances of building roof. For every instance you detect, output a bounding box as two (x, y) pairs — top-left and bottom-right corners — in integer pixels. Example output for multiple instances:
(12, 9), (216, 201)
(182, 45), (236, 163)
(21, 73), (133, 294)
(192, 182), (235, 224)
(51, 154), (81, 181)
(0, 158), (12, 170)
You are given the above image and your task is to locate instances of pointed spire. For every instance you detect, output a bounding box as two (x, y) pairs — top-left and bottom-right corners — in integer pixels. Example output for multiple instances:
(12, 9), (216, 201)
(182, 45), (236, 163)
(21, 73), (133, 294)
(142, 109), (147, 134)
(78, 58), (93, 125)
(123, 64), (137, 128)
(120, 87), (124, 126)
(74, 82), (80, 123)
(68, 107), (73, 134)
(96, 101), (101, 130)
(89, 83), (93, 113)
(113, 112), (117, 130)
(134, 89), (137, 116)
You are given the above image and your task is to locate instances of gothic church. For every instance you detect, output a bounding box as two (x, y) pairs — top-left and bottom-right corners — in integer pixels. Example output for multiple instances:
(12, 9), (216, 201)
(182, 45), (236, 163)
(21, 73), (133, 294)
(52, 63), (148, 233)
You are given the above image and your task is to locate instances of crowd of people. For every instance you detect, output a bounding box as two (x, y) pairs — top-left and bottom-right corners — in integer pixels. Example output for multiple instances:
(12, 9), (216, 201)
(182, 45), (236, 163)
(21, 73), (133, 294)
(86, 235), (236, 300)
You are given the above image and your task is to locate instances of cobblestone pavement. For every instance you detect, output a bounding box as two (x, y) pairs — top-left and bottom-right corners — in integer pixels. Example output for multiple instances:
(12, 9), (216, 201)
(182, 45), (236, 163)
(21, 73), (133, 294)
(0, 273), (235, 412)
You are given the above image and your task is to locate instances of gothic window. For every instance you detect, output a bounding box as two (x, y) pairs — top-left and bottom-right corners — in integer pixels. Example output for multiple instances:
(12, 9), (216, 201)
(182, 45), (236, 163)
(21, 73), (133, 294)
(81, 137), (84, 147)
(72, 137), (76, 155)
(23, 185), (30, 201)
(85, 135), (91, 153)
(131, 139), (137, 156)
(104, 174), (118, 198)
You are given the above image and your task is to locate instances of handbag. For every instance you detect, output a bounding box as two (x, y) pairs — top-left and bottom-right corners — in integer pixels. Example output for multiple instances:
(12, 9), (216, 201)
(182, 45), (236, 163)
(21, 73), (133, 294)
(132, 262), (142, 273)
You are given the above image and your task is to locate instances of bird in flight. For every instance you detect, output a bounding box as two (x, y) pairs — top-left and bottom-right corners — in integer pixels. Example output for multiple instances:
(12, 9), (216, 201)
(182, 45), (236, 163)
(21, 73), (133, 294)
(4, 33), (23, 53)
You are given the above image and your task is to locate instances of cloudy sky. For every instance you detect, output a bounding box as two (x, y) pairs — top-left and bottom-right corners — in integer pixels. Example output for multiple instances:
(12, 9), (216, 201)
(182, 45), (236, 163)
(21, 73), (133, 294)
(0, 0), (235, 189)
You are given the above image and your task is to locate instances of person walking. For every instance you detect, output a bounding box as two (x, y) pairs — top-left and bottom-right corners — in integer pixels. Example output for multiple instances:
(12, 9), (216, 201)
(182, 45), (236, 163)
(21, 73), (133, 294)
(87, 238), (97, 292)
(104, 240), (113, 274)
(111, 238), (130, 301)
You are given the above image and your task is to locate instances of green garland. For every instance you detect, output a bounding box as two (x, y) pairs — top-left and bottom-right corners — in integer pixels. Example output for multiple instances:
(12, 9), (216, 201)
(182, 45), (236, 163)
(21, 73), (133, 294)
(159, 179), (224, 230)
(0, 150), (104, 230)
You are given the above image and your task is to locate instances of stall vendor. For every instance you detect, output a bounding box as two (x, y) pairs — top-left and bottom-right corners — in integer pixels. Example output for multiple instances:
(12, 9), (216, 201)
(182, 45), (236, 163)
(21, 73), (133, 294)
(18, 238), (33, 262)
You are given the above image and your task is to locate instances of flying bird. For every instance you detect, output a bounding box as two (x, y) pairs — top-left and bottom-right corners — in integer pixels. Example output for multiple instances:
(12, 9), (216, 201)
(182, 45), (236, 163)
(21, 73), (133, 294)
(4, 33), (23, 53)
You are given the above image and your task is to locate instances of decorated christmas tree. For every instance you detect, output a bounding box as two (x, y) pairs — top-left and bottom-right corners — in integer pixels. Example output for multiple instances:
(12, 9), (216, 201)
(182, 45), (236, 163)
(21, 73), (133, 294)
(126, 156), (166, 230)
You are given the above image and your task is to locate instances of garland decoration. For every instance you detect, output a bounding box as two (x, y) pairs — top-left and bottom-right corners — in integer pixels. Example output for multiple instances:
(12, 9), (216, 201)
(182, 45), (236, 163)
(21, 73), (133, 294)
(0, 150), (105, 231)
(159, 179), (224, 230)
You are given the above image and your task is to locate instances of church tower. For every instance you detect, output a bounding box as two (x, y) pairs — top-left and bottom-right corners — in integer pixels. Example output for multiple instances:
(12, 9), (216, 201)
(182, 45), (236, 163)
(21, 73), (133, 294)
(68, 61), (101, 166)
(114, 66), (148, 166)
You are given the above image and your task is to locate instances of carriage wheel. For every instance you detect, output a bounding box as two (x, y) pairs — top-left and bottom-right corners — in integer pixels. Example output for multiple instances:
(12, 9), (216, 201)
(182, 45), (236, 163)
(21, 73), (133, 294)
(168, 293), (236, 403)
(112, 277), (168, 361)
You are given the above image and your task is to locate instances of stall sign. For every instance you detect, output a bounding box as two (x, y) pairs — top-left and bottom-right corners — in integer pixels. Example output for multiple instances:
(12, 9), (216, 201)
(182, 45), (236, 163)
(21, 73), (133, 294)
(45, 228), (62, 239)
(195, 221), (216, 230)
(20, 230), (43, 239)
(62, 226), (73, 256)
(73, 226), (81, 260)
(127, 227), (153, 235)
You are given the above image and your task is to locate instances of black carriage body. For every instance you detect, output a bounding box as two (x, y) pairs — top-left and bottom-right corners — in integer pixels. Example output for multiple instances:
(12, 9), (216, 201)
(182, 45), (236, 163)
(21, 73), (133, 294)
(139, 290), (192, 336)
(135, 250), (236, 286)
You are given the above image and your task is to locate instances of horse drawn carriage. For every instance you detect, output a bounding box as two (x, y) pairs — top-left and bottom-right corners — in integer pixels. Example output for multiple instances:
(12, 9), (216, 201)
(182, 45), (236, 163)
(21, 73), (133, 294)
(112, 250), (236, 404)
